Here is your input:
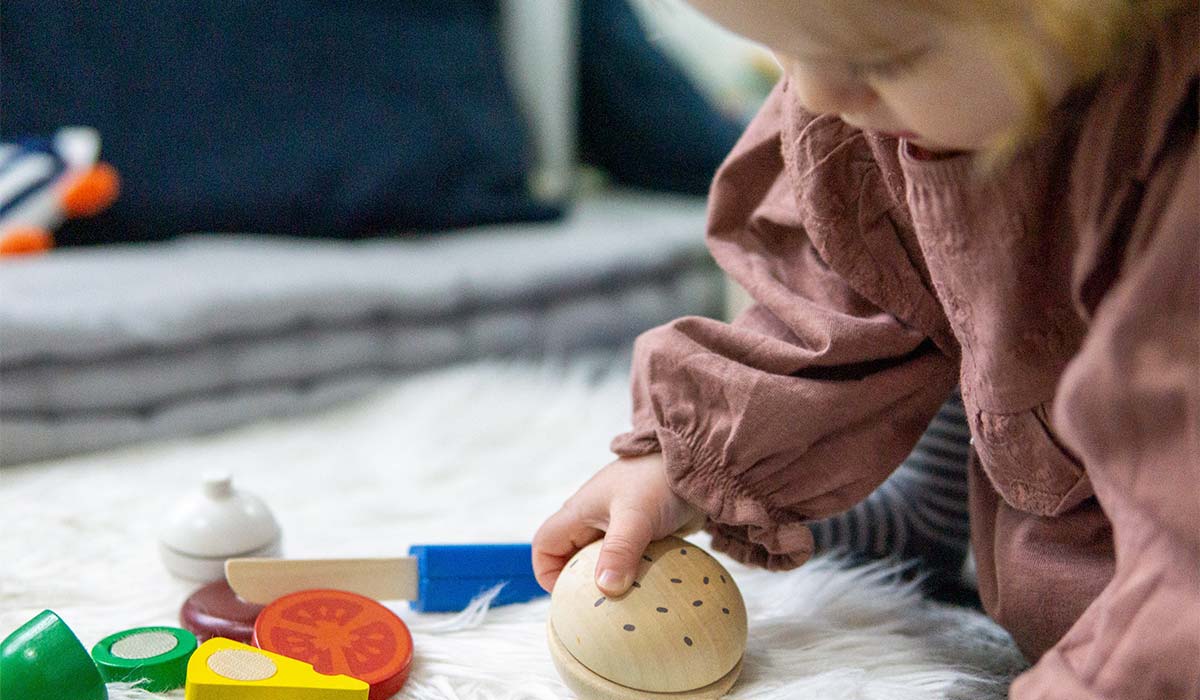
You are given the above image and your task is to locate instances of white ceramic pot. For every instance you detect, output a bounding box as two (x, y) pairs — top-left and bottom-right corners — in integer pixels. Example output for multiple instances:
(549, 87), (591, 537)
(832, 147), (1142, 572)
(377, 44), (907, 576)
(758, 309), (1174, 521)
(159, 472), (283, 582)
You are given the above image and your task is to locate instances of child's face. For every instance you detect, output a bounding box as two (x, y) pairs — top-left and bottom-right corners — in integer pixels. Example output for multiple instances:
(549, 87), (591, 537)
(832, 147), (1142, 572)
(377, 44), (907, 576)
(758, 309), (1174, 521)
(688, 0), (1074, 153)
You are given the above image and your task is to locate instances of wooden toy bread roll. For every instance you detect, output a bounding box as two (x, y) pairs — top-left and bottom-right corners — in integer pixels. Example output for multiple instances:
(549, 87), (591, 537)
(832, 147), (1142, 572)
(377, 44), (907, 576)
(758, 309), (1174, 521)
(548, 536), (747, 698)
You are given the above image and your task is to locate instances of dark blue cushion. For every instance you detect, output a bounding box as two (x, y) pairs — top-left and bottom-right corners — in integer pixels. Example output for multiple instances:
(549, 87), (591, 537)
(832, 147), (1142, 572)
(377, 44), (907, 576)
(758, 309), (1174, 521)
(1, 0), (558, 243)
(578, 0), (744, 195)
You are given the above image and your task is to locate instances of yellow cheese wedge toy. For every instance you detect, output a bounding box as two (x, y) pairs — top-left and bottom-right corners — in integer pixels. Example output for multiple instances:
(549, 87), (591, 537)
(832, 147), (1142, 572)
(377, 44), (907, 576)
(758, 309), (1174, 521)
(185, 637), (368, 700)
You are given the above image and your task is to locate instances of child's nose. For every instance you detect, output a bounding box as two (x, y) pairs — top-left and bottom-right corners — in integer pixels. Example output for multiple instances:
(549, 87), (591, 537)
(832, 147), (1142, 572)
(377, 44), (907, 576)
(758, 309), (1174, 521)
(789, 67), (878, 116)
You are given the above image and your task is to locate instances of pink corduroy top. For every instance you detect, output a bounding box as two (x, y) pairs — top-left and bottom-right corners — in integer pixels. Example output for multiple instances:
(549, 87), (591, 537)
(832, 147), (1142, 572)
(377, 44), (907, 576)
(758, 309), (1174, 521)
(611, 10), (1198, 700)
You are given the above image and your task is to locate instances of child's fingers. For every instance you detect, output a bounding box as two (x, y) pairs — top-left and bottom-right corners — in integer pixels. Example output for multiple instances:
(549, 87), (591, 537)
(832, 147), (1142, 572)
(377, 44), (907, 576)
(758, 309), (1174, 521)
(532, 507), (603, 593)
(593, 505), (655, 597)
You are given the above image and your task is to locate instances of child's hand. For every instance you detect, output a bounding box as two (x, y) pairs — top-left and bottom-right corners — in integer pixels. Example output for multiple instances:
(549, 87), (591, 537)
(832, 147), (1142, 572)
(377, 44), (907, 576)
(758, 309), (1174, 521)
(532, 452), (705, 596)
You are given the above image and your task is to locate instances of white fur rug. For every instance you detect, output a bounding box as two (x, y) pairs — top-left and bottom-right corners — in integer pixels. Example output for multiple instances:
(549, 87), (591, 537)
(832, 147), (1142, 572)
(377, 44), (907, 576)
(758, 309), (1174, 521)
(0, 356), (1026, 699)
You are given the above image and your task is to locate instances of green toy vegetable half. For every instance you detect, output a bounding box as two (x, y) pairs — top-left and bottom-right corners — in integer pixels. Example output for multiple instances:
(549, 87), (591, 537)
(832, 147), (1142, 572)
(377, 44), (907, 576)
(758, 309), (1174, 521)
(0, 609), (108, 700)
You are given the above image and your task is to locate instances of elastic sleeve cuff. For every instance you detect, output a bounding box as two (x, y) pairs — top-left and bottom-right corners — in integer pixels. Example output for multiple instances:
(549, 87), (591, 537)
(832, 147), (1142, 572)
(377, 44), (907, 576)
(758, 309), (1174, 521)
(658, 426), (815, 571)
(706, 522), (813, 571)
(609, 428), (661, 457)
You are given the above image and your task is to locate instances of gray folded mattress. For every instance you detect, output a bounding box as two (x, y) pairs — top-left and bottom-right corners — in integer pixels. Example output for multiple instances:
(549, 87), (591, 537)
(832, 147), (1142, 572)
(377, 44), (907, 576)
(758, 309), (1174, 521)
(0, 192), (721, 464)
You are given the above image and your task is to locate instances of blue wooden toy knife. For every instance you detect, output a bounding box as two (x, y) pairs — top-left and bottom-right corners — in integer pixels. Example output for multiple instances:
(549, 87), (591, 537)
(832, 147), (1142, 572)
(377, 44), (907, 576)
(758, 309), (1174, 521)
(225, 543), (546, 612)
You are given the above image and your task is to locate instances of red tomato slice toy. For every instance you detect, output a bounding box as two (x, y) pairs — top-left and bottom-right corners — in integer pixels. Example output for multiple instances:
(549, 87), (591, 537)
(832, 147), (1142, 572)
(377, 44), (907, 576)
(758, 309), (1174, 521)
(253, 589), (413, 699)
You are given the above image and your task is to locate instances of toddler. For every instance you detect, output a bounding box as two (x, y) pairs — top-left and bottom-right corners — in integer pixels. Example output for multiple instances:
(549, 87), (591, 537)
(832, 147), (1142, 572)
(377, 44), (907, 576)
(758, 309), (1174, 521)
(533, 1), (1198, 698)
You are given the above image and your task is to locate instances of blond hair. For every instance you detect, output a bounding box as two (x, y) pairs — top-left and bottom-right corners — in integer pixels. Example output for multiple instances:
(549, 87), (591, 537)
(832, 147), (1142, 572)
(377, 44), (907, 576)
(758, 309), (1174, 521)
(931, 0), (1185, 170)
(785, 0), (1185, 170)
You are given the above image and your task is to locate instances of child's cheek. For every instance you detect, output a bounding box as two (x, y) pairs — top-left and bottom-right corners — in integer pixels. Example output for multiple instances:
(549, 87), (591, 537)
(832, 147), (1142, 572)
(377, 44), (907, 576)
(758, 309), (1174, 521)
(879, 70), (1022, 152)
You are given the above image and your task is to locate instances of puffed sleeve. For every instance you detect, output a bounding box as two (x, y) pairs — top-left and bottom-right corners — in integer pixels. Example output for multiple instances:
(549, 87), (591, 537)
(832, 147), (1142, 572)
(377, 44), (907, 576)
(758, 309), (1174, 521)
(611, 81), (959, 569)
(1010, 136), (1199, 700)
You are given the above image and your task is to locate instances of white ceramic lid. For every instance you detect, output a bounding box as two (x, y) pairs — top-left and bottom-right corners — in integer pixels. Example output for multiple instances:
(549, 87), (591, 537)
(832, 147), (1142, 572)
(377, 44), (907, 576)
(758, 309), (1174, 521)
(159, 472), (282, 558)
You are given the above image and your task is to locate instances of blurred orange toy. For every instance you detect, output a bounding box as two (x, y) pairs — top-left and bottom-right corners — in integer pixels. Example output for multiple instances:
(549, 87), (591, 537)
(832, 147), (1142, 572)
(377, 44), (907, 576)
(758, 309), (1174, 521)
(0, 127), (120, 257)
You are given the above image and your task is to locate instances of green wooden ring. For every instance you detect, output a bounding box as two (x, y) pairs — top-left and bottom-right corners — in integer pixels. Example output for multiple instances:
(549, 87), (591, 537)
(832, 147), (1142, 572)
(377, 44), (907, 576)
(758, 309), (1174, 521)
(1, 610), (107, 700)
(91, 626), (197, 692)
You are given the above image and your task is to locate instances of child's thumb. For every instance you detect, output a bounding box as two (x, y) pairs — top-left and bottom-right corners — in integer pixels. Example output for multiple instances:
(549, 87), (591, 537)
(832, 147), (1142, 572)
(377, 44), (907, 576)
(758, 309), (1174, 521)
(594, 508), (654, 597)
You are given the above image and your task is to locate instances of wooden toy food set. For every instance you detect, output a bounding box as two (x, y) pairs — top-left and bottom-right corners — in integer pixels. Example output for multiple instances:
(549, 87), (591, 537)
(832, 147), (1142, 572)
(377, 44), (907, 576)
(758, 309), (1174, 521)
(1, 473), (545, 698)
(548, 536), (748, 699)
(1, 472), (746, 699)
